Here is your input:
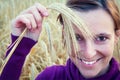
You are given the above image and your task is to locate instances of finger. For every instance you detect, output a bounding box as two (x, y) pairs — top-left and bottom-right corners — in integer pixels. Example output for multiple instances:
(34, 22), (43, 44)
(20, 6), (43, 28)
(26, 13), (37, 30)
(35, 3), (49, 17)
(28, 6), (43, 28)
(14, 15), (31, 29)
(21, 3), (48, 17)
(32, 10), (43, 28)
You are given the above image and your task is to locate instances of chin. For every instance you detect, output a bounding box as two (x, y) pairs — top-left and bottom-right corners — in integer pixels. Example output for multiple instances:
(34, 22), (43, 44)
(80, 70), (100, 79)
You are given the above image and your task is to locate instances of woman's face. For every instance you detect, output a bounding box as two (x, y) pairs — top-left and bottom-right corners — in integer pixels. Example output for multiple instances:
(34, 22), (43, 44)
(71, 8), (118, 78)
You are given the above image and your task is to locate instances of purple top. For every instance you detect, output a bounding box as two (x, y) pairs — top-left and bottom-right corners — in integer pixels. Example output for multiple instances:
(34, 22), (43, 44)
(36, 58), (120, 80)
(0, 35), (36, 80)
(0, 35), (120, 80)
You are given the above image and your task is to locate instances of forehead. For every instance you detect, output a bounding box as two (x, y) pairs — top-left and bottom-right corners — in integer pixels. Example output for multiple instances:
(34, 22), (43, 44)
(74, 8), (115, 34)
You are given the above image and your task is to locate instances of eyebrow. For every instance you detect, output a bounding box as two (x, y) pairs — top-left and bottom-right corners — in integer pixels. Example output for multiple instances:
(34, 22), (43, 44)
(95, 33), (112, 37)
(75, 32), (112, 39)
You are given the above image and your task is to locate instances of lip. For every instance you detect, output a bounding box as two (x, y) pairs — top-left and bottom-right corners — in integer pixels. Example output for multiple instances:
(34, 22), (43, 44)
(77, 57), (103, 68)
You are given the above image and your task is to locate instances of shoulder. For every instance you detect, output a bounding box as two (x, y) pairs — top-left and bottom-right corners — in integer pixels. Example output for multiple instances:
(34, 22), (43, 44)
(35, 65), (66, 80)
(118, 62), (120, 69)
(114, 70), (120, 80)
(113, 63), (120, 80)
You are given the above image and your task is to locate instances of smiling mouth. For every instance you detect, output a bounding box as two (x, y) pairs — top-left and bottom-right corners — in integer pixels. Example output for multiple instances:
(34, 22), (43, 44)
(77, 57), (102, 65)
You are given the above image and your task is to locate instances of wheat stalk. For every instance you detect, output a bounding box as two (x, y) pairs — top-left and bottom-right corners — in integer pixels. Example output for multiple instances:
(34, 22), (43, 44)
(48, 3), (92, 56)
(0, 2), (92, 76)
(0, 28), (27, 75)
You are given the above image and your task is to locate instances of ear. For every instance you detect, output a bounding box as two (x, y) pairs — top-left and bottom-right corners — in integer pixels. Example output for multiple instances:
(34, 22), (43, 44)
(116, 30), (120, 37)
(115, 30), (120, 43)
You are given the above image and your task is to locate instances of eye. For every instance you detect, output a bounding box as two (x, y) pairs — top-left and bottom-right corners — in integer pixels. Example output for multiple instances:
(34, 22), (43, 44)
(95, 35), (108, 42)
(75, 34), (83, 41)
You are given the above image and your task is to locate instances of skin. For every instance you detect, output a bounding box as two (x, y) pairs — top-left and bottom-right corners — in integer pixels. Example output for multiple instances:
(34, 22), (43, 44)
(71, 8), (119, 78)
(11, 3), (120, 79)
(11, 3), (48, 41)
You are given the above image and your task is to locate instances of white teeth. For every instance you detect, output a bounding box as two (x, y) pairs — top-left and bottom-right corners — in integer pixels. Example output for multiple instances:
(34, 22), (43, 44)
(82, 60), (96, 65)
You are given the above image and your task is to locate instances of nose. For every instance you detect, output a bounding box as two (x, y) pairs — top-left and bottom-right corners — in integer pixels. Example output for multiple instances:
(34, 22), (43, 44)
(80, 40), (96, 59)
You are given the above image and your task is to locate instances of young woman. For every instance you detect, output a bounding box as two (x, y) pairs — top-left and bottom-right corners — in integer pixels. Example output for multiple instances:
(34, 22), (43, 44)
(1, 0), (120, 80)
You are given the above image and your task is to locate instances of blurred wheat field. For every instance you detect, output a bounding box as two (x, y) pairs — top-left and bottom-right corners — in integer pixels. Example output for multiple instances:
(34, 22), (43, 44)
(0, 0), (68, 80)
(1, 0), (120, 80)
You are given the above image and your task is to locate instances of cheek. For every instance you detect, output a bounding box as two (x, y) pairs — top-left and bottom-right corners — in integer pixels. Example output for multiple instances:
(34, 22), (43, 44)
(98, 43), (114, 57)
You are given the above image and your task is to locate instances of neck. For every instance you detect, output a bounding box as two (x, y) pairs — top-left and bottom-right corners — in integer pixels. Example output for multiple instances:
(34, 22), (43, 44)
(95, 63), (110, 78)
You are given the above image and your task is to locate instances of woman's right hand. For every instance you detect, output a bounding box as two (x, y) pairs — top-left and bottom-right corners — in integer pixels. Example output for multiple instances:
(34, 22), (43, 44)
(11, 3), (48, 41)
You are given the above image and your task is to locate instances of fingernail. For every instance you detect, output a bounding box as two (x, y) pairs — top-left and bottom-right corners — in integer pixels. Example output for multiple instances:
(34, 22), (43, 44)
(44, 12), (48, 16)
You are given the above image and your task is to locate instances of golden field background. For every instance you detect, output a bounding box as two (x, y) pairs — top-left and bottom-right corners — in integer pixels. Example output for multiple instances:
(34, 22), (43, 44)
(0, 0), (67, 80)
(0, 0), (120, 80)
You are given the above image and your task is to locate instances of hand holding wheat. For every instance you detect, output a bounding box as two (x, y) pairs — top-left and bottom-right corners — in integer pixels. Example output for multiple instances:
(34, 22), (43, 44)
(11, 3), (48, 41)
(0, 2), (92, 76)
(0, 2), (49, 75)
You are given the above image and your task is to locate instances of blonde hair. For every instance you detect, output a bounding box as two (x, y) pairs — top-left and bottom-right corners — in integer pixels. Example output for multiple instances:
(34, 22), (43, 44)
(58, 0), (120, 62)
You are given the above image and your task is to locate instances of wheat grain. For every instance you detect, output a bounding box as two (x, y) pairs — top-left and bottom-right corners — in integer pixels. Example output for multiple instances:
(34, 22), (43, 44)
(48, 3), (92, 57)
(0, 28), (27, 75)
(0, 2), (92, 78)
